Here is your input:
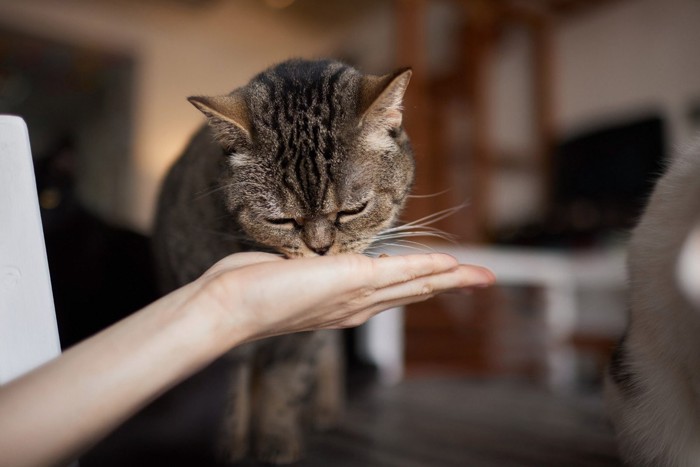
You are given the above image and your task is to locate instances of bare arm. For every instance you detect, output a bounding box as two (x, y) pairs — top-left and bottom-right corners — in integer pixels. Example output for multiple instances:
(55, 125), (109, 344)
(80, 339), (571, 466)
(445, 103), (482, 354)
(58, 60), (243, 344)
(0, 252), (494, 467)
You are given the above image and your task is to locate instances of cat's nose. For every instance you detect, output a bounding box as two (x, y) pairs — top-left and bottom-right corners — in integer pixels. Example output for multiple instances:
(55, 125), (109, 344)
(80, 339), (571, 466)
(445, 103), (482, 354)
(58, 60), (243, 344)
(310, 245), (330, 256)
(303, 216), (335, 256)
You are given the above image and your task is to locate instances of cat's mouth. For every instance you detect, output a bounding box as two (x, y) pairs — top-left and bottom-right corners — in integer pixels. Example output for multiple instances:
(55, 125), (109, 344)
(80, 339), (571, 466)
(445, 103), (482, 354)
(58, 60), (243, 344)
(280, 248), (338, 259)
(277, 242), (368, 259)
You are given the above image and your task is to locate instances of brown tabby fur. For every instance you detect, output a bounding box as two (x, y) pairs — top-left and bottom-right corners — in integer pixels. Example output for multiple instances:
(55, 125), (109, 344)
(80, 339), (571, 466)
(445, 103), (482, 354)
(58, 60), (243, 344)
(152, 59), (413, 464)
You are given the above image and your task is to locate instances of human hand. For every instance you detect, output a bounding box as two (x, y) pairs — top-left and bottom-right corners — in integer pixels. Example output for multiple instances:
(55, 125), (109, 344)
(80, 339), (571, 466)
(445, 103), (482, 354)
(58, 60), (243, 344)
(194, 252), (496, 344)
(0, 251), (493, 467)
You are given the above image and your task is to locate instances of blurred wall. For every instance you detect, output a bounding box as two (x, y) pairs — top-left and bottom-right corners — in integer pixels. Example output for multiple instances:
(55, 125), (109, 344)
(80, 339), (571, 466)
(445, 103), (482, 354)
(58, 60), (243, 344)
(489, 24), (541, 230)
(555, 0), (700, 147)
(3, 0), (699, 234)
(489, 0), (700, 230)
(0, 0), (394, 231)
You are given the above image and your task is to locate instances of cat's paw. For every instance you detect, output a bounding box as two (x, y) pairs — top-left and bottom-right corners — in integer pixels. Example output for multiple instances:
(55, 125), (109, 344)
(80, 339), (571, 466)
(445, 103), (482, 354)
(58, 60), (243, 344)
(255, 432), (304, 465)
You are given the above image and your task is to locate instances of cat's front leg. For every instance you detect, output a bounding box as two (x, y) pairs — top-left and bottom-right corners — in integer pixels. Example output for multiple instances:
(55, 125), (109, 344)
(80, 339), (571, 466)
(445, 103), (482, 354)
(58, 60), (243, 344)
(253, 335), (317, 464)
(310, 329), (345, 430)
(218, 359), (253, 463)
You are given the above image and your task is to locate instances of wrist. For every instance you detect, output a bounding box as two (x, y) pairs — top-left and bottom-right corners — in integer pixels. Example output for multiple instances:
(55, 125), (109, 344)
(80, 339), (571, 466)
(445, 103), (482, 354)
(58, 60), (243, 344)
(177, 275), (257, 360)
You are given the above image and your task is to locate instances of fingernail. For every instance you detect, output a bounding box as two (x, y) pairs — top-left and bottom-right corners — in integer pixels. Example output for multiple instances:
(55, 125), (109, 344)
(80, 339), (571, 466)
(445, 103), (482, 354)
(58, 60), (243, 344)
(475, 270), (496, 287)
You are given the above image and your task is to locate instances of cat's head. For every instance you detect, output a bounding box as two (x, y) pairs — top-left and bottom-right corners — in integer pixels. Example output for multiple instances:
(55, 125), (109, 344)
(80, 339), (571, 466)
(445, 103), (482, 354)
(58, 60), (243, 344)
(190, 59), (414, 257)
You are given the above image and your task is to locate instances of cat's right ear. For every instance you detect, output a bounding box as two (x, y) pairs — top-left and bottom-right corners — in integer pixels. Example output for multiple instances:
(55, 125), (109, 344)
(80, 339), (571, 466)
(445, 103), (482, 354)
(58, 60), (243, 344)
(359, 68), (412, 131)
(188, 92), (252, 149)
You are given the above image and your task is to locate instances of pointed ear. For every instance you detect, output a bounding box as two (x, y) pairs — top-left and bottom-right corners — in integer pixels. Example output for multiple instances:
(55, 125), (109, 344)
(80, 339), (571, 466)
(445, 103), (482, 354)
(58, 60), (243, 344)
(188, 91), (252, 148)
(359, 68), (412, 130)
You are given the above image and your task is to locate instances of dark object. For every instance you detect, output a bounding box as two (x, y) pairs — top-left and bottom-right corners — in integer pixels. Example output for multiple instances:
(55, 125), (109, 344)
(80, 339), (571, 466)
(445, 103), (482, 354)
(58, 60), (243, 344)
(85, 379), (620, 467)
(497, 115), (666, 248)
(553, 115), (665, 230)
(34, 136), (158, 348)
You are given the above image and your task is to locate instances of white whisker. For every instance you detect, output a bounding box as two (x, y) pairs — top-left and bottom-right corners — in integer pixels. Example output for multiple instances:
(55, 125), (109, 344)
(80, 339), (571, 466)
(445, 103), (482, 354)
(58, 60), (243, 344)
(193, 183), (232, 200)
(382, 225), (440, 237)
(390, 239), (437, 252)
(374, 231), (458, 243)
(368, 239), (435, 254)
(406, 188), (452, 199)
(374, 203), (466, 248)
(384, 203), (467, 234)
(375, 229), (456, 239)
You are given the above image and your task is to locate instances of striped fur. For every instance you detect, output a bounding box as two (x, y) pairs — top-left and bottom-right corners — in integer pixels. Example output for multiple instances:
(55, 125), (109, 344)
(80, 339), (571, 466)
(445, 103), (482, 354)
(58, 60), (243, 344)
(153, 59), (413, 464)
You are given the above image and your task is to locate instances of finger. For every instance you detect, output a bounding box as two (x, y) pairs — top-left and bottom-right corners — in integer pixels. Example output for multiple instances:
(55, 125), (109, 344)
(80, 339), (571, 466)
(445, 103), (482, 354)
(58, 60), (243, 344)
(365, 253), (461, 289)
(344, 287), (466, 326)
(368, 264), (495, 305)
(327, 294), (438, 330)
(357, 296), (434, 322)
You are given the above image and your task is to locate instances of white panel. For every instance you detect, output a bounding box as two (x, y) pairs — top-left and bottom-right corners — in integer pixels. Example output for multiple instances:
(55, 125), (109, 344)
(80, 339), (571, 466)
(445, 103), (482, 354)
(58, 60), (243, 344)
(0, 115), (61, 384)
(678, 223), (700, 307)
(356, 308), (404, 386)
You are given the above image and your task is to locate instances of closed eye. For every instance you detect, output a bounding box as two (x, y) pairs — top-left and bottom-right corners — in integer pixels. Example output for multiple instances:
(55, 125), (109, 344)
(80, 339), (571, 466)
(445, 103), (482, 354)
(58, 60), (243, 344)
(265, 218), (300, 229)
(337, 201), (369, 222)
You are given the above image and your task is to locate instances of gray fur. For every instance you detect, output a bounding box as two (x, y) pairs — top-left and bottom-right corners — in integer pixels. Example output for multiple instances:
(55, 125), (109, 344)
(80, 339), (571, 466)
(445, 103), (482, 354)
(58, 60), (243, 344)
(153, 59), (414, 464)
(605, 143), (700, 466)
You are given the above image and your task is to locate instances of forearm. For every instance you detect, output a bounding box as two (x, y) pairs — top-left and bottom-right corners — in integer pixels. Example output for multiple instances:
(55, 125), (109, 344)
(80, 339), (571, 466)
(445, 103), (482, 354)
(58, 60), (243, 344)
(0, 252), (494, 467)
(0, 280), (248, 467)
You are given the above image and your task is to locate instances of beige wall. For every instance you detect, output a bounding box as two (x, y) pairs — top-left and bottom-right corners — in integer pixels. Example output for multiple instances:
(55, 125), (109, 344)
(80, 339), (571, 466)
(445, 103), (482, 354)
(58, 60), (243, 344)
(555, 0), (700, 147)
(0, 0), (394, 231)
(489, 0), (700, 229)
(4, 0), (697, 233)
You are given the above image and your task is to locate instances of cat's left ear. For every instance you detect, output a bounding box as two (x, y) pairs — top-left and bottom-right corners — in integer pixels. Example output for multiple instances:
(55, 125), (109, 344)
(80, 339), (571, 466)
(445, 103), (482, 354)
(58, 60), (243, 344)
(188, 91), (252, 148)
(359, 68), (412, 130)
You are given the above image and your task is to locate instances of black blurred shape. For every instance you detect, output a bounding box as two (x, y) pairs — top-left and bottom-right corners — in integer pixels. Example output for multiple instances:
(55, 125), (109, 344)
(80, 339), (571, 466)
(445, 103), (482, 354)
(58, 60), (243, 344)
(35, 136), (158, 348)
(553, 115), (665, 226)
(497, 115), (666, 248)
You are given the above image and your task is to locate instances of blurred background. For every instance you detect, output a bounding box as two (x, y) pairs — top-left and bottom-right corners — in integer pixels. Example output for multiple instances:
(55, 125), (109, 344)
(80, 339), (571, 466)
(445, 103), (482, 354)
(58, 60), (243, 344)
(2, 0), (700, 464)
(5, 0), (700, 386)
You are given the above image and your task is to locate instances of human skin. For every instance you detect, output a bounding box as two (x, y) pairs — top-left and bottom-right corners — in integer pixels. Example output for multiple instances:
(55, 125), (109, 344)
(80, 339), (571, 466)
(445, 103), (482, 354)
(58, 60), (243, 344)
(0, 252), (495, 467)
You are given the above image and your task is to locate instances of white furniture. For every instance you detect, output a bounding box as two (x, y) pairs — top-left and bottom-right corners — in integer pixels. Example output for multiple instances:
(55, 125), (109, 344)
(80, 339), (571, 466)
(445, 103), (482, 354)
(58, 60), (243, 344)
(679, 223), (700, 306)
(0, 115), (61, 384)
(358, 243), (627, 387)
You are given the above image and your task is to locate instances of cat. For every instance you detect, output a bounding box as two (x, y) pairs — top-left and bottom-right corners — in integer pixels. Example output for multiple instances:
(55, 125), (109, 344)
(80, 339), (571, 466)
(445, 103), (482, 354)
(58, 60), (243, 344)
(152, 58), (414, 464)
(605, 142), (700, 466)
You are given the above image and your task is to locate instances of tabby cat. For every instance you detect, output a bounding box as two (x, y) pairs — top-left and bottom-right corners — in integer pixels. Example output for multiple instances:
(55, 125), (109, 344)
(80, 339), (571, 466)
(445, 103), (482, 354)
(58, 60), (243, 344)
(605, 143), (700, 466)
(153, 59), (413, 464)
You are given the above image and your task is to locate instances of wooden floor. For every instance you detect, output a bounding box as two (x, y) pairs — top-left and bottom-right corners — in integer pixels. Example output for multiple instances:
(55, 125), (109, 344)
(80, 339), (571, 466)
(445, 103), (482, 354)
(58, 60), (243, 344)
(286, 379), (620, 467)
(84, 375), (621, 467)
